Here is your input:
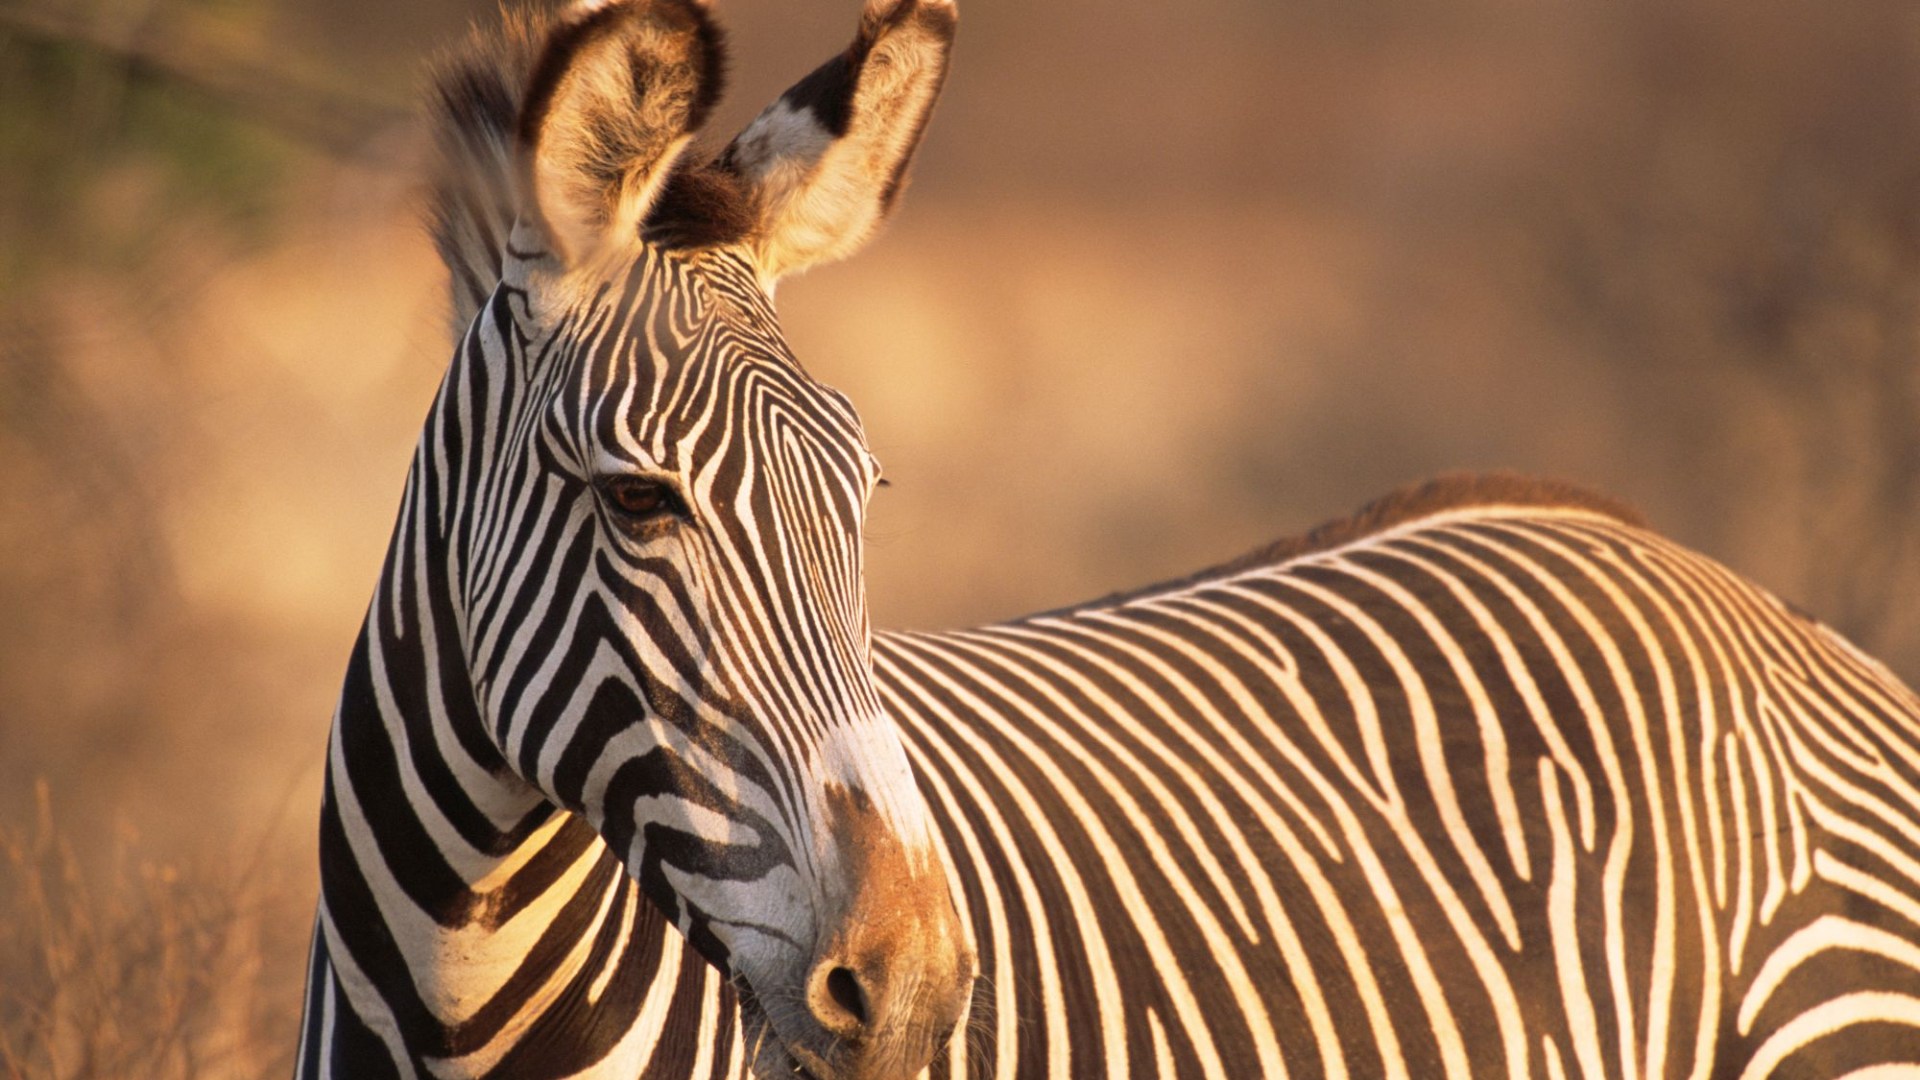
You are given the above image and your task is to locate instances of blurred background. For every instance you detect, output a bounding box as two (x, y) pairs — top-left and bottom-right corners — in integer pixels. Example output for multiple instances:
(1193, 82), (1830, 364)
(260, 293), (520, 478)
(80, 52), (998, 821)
(1, 0), (1916, 1074)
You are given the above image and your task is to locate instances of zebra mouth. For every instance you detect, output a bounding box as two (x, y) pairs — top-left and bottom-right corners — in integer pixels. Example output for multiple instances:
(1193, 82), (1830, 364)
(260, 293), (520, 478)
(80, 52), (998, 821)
(735, 979), (824, 1080)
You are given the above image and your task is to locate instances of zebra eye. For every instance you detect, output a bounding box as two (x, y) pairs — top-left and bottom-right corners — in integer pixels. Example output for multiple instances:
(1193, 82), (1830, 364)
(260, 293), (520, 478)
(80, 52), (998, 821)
(600, 476), (686, 527)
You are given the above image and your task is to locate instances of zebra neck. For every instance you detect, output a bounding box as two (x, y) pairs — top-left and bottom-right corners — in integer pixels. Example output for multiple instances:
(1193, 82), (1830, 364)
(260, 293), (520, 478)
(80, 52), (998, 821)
(317, 472), (652, 1069)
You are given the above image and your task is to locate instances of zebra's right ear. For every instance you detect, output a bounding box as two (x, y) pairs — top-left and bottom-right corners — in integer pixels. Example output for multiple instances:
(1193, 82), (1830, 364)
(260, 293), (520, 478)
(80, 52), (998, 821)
(515, 0), (726, 269)
(719, 0), (956, 283)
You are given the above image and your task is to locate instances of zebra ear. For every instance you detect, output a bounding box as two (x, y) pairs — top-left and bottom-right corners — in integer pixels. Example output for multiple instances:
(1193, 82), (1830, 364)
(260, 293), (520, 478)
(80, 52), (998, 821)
(721, 0), (955, 283)
(516, 0), (727, 268)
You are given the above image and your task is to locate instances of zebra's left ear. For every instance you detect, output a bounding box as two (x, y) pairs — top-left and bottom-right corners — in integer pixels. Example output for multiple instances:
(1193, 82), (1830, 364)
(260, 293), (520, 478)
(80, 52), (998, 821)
(720, 0), (955, 283)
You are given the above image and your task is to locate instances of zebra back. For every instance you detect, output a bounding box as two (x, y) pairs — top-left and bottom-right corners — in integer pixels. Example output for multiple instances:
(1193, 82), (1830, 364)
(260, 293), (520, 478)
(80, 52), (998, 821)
(874, 477), (1920, 1077)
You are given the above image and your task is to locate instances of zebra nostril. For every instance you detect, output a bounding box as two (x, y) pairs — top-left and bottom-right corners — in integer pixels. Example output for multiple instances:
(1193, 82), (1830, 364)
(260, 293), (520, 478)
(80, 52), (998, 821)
(809, 961), (872, 1035)
(827, 966), (868, 1025)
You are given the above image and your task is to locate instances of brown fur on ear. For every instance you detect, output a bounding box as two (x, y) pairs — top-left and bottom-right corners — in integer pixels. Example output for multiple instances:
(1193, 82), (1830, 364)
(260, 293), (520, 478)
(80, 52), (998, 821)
(515, 0), (728, 267)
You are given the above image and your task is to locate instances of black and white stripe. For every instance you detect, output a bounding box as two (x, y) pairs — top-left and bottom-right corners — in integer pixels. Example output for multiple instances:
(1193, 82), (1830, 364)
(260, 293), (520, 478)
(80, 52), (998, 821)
(871, 493), (1920, 1077)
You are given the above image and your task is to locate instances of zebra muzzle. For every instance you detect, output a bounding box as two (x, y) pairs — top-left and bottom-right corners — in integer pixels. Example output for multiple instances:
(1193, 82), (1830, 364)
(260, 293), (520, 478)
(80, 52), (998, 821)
(775, 784), (974, 1078)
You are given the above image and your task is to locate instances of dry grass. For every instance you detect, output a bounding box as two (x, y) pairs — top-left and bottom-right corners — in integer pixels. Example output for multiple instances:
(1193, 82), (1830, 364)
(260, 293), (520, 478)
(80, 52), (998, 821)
(0, 782), (303, 1080)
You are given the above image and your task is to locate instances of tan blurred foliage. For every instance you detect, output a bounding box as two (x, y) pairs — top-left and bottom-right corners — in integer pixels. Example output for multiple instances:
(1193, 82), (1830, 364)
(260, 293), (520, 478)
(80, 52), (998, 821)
(0, 0), (1916, 1071)
(1, 783), (297, 1078)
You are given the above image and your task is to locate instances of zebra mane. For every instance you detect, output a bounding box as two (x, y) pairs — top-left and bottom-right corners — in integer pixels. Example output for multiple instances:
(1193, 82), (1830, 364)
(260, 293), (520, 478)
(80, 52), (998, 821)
(424, 7), (552, 340)
(1236, 471), (1648, 569)
(1036, 472), (1647, 618)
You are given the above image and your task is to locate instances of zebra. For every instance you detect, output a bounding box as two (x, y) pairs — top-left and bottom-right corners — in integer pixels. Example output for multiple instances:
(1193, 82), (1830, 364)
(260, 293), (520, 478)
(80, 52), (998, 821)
(296, 2), (971, 1077)
(296, 0), (1920, 1077)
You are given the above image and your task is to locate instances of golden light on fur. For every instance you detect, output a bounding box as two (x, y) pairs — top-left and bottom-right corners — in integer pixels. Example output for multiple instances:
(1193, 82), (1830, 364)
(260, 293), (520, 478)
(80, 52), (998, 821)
(516, 0), (725, 268)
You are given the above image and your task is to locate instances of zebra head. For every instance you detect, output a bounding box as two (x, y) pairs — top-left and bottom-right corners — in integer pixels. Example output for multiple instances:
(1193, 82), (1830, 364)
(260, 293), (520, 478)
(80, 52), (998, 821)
(445, 1), (970, 1075)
